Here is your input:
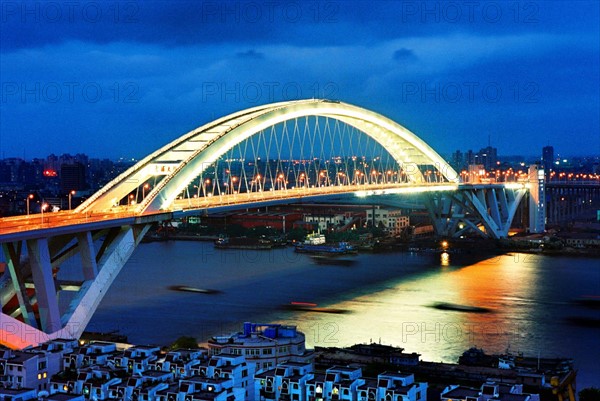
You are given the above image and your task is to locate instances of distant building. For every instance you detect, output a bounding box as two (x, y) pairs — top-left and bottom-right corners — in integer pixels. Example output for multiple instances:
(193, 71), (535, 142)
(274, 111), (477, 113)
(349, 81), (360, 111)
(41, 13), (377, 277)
(366, 207), (410, 235)
(542, 145), (554, 176)
(474, 146), (498, 171)
(451, 150), (463, 171)
(60, 162), (86, 193)
(303, 211), (354, 231)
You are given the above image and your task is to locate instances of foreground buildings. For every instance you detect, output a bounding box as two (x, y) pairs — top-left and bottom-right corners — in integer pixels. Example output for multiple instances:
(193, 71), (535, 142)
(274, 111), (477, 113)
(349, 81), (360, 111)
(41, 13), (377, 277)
(0, 322), (551, 401)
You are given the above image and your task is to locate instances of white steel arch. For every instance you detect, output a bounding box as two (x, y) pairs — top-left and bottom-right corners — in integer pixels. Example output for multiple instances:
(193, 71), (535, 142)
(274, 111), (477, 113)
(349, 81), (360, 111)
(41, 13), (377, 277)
(77, 99), (458, 214)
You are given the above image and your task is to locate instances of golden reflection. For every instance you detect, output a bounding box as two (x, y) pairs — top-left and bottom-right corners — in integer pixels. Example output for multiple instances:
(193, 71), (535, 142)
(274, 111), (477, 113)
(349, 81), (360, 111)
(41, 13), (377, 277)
(278, 253), (540, 364)
(440, 252), (450, 266)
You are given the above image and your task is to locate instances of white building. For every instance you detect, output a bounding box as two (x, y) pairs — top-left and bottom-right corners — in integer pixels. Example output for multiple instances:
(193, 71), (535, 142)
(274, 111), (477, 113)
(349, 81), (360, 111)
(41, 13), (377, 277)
(303, 212), (353, 231)
(208, 323), (313, 375)
(357, 371), (427, 401)
(441, 382), (540, 401)
(307, 366), (365, 401)
(0, 339), (76, 394)
(191, 353), (256, 400)
(366, 207), (410, 235)
(528, 165), (546, 234)
(254, 361), (313, 401)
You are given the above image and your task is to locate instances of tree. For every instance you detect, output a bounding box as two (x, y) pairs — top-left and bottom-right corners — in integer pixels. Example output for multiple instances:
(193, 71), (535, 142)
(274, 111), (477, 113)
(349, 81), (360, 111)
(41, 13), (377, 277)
(169, 336), (199, 350)
(579, 387), (600, 401)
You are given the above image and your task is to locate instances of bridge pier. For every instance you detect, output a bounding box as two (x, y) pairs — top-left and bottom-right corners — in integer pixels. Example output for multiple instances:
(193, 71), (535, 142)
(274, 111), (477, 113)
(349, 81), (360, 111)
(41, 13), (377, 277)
(425, 185), (527, 239)
(27, 238), (61, 333)
(1, 222), (153, 349)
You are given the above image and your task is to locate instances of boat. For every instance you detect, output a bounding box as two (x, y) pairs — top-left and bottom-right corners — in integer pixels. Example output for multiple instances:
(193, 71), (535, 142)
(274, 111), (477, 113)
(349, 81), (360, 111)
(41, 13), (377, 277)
(572, 295), (600, 309)
(295, 241), (357, 254)
(311, 255), (356, 266)
(214, 236), (273, 250)
(168, 285), (221, 294)
(431, 302), (492, 313)
(304, 232), (326, 245)
(565, 316), (600, 328)
(295, 233), (357, 254)
(282, 301), (349, 314)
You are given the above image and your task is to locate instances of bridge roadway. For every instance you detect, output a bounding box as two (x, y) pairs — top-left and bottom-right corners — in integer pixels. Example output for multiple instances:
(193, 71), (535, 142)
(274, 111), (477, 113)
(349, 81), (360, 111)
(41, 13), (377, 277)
(0, 182), (461, 241)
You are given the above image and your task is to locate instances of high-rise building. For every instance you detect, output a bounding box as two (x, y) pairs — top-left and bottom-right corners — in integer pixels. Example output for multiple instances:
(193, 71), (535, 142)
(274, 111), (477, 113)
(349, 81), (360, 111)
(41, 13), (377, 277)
(528, 165), (546, 233)
(474, 146), (498, 171)
(451, 150), (463, 170)
(542, 145), (554, 176)
(60, 162), (86, 193)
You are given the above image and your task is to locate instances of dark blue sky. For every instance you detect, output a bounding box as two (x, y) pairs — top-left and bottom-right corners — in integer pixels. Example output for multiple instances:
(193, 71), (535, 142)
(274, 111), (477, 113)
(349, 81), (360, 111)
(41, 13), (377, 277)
(1, 0), (598, 159)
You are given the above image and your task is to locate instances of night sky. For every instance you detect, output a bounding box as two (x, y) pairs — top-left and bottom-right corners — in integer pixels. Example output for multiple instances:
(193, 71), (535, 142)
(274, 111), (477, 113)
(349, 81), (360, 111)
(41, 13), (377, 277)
(1, 0), (598, 159)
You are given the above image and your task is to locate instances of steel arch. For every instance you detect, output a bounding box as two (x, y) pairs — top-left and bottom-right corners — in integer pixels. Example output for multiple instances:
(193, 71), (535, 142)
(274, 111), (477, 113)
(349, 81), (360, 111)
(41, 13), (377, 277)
(77, 99), (458, 214)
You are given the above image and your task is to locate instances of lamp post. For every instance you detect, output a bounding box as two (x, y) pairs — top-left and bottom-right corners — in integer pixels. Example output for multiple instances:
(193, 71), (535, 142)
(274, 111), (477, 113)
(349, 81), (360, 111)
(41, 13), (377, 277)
(26, 194), (34, 216)
(143, 183), (150, 199)
(41, 202), (48, 224)
(68, 190), (76, 210)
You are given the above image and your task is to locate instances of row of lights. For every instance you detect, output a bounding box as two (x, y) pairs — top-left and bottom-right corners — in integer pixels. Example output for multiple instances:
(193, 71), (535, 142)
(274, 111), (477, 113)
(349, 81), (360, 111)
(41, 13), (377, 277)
(549, 171), (600, 180)
(25, 190), (77, 216)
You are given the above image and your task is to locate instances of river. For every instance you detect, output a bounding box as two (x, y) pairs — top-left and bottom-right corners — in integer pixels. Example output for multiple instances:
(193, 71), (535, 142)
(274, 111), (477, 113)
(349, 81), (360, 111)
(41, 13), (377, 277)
(86, 241), (600, 389)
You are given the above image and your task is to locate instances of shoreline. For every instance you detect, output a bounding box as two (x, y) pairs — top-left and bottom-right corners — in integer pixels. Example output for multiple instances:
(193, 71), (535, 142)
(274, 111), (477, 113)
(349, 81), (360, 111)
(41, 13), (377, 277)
(142, 231), (600, 257)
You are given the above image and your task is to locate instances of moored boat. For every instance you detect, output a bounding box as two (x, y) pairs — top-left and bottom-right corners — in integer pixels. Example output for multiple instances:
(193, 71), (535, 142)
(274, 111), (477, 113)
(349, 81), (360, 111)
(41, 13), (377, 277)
(214, 236), (273, 250)
(294, 233), (356, 254)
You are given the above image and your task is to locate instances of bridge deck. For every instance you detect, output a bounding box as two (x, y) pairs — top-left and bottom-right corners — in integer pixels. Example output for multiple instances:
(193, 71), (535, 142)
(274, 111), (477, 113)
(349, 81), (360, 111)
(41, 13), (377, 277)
(0, 182), (524, 242)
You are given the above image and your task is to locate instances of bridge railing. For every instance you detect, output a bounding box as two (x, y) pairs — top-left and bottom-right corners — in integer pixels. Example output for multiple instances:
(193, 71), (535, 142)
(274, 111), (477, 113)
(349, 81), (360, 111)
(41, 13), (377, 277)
(546, 180), (600, 186)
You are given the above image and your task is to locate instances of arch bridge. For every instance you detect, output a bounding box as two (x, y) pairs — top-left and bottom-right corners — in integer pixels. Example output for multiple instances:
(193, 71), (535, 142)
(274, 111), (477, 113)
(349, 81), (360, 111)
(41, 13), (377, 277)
(0, 99), (529, 348)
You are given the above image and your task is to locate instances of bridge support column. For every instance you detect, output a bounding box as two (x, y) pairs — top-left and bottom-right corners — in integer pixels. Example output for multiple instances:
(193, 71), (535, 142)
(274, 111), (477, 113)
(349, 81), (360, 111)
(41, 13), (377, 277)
(26, 238), (61, 333)
(59, 224), (151, 340)
(77, 232), (98, 280)
(1, 242), (37, 329)
(426, 185), (527, 239)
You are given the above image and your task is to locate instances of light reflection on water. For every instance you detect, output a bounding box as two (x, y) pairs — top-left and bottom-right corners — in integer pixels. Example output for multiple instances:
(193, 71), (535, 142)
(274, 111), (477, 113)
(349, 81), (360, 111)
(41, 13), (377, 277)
(84, 242), (599, 388)
(279, 253), (542, 364)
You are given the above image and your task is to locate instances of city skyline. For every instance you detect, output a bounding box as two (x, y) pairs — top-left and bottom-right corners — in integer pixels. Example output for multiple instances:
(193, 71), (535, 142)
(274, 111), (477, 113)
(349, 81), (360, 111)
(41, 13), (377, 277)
(1, 1), (599, 159)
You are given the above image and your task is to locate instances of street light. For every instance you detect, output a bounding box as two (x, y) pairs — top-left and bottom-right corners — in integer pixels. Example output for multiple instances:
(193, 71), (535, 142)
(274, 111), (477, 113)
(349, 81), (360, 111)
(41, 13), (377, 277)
(41, 202), (48, 224)
(143, 183), (150, 199)
(68, 190), (76, 210)
(26, 194), (34, 216)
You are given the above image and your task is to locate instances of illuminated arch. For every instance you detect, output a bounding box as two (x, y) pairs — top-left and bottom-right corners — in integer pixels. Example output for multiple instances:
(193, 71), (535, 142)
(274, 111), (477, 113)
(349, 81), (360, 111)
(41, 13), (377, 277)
(77, 99), (458, 214)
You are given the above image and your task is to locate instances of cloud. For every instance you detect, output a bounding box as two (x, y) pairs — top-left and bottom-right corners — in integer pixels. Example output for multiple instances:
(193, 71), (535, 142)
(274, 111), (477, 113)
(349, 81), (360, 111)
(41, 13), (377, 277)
(236, 50), (265, 60)
(0, 25), (598, 158)
(393, 48), (416, 62)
